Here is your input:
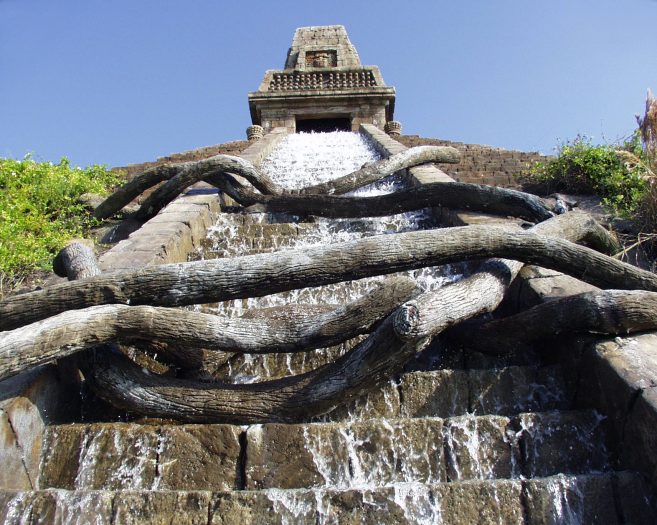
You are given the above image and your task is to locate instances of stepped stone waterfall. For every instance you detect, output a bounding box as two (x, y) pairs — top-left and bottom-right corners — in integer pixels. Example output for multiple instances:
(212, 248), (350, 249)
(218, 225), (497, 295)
(2, 24), (657, 524)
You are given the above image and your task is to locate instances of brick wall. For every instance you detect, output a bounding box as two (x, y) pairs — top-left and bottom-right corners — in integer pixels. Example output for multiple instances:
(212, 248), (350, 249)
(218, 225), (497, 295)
(396, 136), (550, 189)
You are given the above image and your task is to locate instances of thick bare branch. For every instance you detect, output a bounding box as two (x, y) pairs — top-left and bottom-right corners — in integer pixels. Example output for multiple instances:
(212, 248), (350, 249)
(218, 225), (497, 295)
(0, 277), (418, 381)
(246, 182), (556, 222)
(1, 213), (649, 332)
(300, 145), (460, 195)
(52, 240), (101, 281)
(449, 290), (657, 355)
(95, 155), (284, 220)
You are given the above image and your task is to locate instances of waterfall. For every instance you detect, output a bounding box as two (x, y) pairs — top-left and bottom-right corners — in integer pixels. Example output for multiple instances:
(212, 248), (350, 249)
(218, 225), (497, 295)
(199, 131), (460, 384)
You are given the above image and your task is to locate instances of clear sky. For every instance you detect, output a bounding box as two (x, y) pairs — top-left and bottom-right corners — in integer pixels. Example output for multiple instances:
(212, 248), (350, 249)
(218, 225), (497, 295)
(1, 0), (656, 168)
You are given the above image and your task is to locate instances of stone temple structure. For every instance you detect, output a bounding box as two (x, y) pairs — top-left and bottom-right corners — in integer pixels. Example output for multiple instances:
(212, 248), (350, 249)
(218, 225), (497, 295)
(248, 25), (397, 134)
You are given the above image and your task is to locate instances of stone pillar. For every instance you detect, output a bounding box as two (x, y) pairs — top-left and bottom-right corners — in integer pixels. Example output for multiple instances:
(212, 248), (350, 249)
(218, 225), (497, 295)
(385, 121), (402, 136)
(246, 125), (264, 141)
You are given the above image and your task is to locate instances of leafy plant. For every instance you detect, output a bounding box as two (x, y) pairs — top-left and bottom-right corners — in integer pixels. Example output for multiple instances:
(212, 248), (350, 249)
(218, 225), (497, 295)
(0, 156), (121, 290)
(528, 135), (651, 217)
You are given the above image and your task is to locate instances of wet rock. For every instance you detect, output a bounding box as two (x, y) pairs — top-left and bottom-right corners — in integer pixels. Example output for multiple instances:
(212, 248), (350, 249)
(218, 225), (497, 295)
(0, 490), (114, 525)
(156, 425), (242, 490)
(523, 473), (617, 525)
(433, 479), (524, 524)
(443, 415), (517, 481)
(400, 370), (468, 418)
(40, 423), (242, 491)
(246, 418), (445, 489)
(613, 471), (657, 525)
(112, 490), (211, 525)
(623, 386), (657, 488)
(519, 410), (608, 478)
(316, 378), (401, 422)
(469, 366), (566, 416)
(38, 425), (88, 489)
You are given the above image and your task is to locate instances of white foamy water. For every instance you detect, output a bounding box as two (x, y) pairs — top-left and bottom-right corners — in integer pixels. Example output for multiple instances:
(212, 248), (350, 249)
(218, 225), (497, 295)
(202, 131), (459, 382)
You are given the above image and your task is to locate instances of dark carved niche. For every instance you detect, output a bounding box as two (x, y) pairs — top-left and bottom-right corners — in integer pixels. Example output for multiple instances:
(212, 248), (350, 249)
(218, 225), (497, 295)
(305, 50), (337, 68)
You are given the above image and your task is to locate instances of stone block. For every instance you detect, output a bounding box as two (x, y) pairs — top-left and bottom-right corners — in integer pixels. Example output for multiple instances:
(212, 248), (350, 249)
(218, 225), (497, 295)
(38, 425), (87, 489)
(623, 386), (657, 488)
(399, 370), (468, 418)
(443, 415), (517, 481)
(515, 265), (599, 309)
(0, 366), (80, 490)
(156, 425), (242, 490)
(246, 418), (445, 489)
(523, 473), (618, 525)
(433, 480), (524, 524)
(112, 491), (211, 525)
(211, 490), (316, 525)
(469, 366), (566, 416)
(518, 410), (608, 478)
(0, 490), (114, 524)
(317, 378), (401, 422)
(614, 471), (657, 525)
(576, 334), (657, 451)
(40, 423), (242, 491)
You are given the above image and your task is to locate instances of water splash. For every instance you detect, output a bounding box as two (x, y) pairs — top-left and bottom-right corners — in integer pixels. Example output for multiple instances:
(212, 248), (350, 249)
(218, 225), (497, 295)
(201, 131), (459, 381)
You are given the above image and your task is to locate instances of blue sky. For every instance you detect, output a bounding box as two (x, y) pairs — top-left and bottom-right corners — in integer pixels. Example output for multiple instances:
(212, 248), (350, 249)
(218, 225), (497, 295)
(1, 0), (656, 168)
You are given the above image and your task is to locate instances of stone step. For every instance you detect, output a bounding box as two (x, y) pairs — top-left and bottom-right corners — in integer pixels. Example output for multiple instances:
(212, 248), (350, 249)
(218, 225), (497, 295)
(315, 365), (568, 422)
(38, 410), (605, 492)
(2, 472), (654, 524)
(246, 410), (608, 490)
(38, 423), (244, 492)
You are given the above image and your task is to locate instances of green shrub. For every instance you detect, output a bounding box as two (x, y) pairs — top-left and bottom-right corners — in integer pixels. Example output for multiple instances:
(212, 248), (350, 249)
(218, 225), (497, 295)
(0, 156), (121, 286)
(529, 135), (651, 217)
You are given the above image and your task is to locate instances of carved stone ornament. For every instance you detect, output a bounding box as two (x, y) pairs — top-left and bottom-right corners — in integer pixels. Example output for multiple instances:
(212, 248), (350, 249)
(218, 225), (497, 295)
(246, 125), (264, 141)
(385, 121), (402, 136)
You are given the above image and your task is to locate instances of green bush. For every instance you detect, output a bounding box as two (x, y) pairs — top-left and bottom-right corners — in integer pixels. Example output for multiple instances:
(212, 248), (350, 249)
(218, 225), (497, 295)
(0, 156), (121, 286)
(529, 135), (650, 217)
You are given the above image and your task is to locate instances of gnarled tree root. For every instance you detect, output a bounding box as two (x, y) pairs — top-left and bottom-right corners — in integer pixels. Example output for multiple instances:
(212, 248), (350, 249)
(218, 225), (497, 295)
(247, 181), (556, 222)
(0, 276), (418, 381)
(300, 145), (460, 195)
(94, 154), (284, 220)
(0, 212), (644, 332)
(78, 211), (617, 423)
(448, 289), (657, 355)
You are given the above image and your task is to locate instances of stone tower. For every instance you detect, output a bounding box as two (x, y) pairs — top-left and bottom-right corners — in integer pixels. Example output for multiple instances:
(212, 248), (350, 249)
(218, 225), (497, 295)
(248, 25), (396, 134)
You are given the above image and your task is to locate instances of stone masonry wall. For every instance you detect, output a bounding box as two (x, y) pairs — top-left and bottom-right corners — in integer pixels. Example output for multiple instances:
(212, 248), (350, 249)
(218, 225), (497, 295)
(396, 135), (550, 189)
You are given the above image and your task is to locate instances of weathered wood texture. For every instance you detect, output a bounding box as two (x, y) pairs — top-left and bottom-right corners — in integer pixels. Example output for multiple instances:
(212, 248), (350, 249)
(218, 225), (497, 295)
(1, 215), (644, 333)
(94, 154), (284, 220)
(245, 182), (557, 222)
(0, 277), (418, 381)
(82, 309), (431, 423)
(0, 214), (647, 332)
(450, 290), (657, 354)
(78, 211), (614, 422)
(300, 145), (460, 195)
(52, 240), (101, 281)
(94, 146), (461, 219)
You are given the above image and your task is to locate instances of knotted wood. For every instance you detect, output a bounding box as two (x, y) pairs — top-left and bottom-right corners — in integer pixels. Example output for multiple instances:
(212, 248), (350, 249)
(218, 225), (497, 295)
(0, 276), (418, 381)
(78, 211), (621, 422)
(449, 290), (657, 355)
(52, 240), (101, 281)
(246, 181), (557, 222)
(0, 213), (645, 332)
(300, 145), (460, 195)
(94, 154), (284, 220)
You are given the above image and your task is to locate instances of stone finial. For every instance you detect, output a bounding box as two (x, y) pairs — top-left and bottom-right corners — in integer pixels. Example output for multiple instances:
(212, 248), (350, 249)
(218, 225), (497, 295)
(246, 125), (264, 141)
(385, 121), (402, 136)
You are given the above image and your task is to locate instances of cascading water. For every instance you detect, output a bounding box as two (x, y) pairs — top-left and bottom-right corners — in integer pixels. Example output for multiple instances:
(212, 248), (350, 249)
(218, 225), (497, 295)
(191, 132), (612, 521)
(200, 131), (459, 384)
